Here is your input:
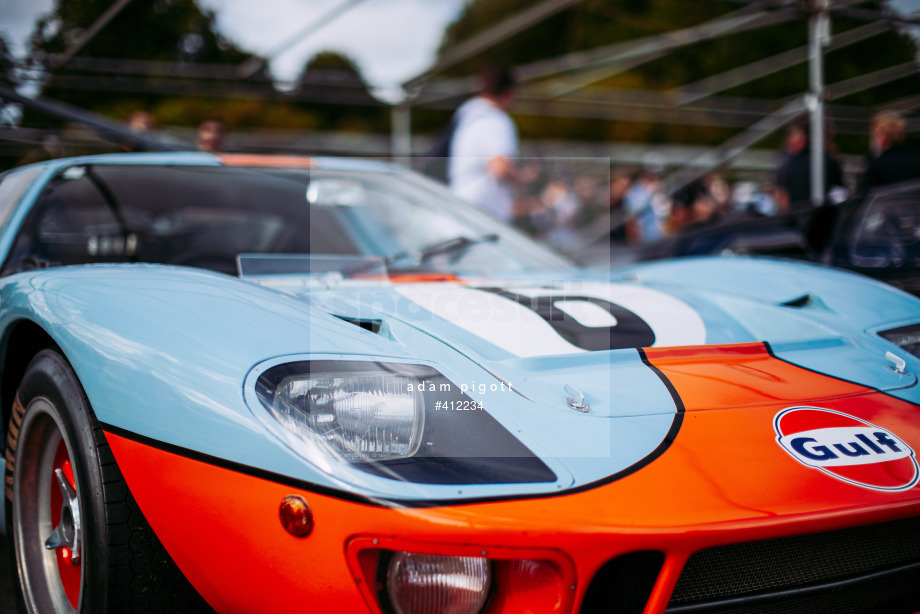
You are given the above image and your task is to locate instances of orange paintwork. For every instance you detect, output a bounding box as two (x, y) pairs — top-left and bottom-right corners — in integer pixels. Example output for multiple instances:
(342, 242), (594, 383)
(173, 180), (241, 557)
(104, 343), (920, 613)
(388, 273), (464, 284)
(344, 273), (465, 284)
(217, 154), (315, 168)
(644, 342), (872, 411)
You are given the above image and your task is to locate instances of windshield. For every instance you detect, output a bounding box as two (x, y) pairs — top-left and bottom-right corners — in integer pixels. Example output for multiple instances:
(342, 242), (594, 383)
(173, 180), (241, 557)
(3, 164), (572, 277)
(849, 187), (920, 269)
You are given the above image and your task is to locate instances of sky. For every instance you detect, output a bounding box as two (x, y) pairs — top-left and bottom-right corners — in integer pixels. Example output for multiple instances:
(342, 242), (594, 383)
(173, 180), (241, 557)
(0, 0), (466, 94)
(197, 0), (466, 92)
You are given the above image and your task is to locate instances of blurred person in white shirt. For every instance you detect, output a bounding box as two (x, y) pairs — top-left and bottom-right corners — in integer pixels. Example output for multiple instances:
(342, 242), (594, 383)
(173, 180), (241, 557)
(449, 64), (535, 222)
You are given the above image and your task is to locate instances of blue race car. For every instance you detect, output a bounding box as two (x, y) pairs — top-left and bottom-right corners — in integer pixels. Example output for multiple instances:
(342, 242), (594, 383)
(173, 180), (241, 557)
(2, 152), (920, 614)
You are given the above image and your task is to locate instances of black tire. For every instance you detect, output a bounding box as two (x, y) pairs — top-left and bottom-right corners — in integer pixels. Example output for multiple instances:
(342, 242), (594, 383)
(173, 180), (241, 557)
(4, 349), (213, 613)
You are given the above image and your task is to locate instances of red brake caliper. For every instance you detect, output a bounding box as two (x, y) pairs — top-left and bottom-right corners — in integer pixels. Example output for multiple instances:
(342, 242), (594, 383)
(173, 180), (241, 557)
(50, 441), (81, 609)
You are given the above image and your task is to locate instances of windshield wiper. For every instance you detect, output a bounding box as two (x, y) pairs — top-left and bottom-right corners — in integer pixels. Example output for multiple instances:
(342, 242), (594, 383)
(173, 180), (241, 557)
(385, 234), (499, 266)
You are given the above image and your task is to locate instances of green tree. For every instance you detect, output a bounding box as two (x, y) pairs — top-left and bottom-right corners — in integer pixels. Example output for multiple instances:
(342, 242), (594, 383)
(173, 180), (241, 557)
(439, 0), (735, 77)
(301, 51), (366, 80)
(0, 35), (15, 86)
(434, 0), (920, 153)
(29, 0), (265, 121)
(31, 0), (251, 64)
(295, 50), (387, 132)
(0, 34), (22, 170)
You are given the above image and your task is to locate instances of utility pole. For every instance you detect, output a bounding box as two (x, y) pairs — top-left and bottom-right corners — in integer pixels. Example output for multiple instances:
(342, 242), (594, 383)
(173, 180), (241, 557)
(391, 102), (412, 167)
(808, 0), (831, 207)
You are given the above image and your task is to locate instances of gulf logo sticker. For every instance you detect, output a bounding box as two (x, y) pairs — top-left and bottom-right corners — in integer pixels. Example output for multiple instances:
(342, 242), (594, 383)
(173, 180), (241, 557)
(774, 407), (919, 492)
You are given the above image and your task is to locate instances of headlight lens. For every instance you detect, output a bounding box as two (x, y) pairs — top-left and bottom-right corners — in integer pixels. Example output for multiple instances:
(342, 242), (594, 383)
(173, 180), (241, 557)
(267, 371), (424, 461)
(254, 360), (555, 485)
(386, 552), (491, 614)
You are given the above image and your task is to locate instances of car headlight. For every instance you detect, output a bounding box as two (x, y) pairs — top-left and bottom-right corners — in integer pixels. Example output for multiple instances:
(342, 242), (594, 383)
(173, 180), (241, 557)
(345, 538), (577, 614)
(254, 360), (556, 485)
(386, 552), (491, 614)
(264, 369), (424, 461)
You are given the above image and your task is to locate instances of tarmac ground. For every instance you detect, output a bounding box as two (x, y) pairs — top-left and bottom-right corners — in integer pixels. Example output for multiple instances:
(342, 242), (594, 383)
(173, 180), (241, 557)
(0, 533), (16, 612)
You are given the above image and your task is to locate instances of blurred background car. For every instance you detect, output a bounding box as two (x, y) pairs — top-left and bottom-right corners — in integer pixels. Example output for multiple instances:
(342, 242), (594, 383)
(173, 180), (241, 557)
(637, 179), (920, 296)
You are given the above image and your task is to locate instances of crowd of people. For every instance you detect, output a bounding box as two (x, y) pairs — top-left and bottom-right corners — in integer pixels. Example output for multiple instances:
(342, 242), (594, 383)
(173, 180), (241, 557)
(611, 109), (920, 247)
(440, 63), (920, 251)
(120, 63), (919, 255)
(124, 110), (225, 153)
(434, 62), (740, 249)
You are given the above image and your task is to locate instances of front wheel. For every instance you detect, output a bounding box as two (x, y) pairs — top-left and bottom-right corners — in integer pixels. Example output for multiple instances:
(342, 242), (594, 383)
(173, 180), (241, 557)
(4, 349), (212, 613)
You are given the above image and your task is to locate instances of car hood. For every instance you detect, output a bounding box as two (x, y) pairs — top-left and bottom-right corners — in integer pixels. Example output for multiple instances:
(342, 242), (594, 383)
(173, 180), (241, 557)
(302, 275), (916, 409)
(270, 270), (917, 496)
(17, 261), (919, 504)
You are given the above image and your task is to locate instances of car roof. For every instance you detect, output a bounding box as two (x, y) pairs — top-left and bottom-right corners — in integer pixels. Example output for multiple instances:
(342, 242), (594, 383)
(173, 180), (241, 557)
(15, 151), (401, 175)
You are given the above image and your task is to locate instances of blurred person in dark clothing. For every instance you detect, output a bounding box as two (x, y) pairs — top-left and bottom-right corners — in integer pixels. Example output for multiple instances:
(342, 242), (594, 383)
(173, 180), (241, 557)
(774, 118), (843, 211)
(607, 170), (632, 243)
(669, 174), (733, 234)
(861, 110), (920, 191)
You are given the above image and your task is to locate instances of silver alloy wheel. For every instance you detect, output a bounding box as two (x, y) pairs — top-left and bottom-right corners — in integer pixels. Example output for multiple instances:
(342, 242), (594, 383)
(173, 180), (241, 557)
(12, 397), (83, 613)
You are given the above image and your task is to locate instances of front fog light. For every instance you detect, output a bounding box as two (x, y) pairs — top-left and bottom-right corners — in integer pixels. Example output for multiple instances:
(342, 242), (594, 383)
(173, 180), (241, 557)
(269, 371), (424, 461)
(386, 552), (491, 614)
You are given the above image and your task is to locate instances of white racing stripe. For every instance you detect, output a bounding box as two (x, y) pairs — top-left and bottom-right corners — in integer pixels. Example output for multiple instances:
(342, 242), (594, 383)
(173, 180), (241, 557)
(396, 282), (706, 357)
(397, 284), (584, 356)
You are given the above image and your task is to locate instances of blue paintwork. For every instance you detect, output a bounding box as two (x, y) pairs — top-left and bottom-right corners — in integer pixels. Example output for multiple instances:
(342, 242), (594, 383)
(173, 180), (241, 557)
(616, 256), (920, 325)
(0, 264), (681, 499)
(0, 154), (918, 517)
(617, 257), (920, 402)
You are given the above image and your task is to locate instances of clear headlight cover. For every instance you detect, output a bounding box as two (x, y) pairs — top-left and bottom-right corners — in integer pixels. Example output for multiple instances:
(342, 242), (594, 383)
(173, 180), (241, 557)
(268, 371), (424, 461)
(386, 553), (491, 614)
(254, 360), (555, 485)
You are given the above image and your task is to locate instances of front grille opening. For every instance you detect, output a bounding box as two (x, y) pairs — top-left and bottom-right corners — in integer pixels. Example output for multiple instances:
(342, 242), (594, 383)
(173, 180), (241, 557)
(695, 566), (919, 614)
(581, 550), (664, 614)
(667, 515), (920, 614)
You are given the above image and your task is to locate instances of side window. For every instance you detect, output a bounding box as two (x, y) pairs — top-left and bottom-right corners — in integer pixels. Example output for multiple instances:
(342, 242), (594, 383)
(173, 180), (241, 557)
(850, 191), (920, 268)
(5, 167), (126, 272)
(0, 166), (45, 230)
